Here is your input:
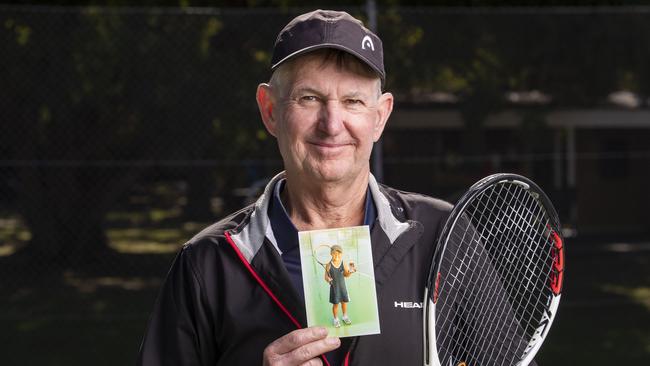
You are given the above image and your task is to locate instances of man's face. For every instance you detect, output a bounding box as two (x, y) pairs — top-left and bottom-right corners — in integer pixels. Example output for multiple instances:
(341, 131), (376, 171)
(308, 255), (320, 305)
(258, 55), (392, 184)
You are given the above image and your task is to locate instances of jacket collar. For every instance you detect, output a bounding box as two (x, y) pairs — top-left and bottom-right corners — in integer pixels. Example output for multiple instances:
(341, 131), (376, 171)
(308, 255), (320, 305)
(228, 171), (411, 263)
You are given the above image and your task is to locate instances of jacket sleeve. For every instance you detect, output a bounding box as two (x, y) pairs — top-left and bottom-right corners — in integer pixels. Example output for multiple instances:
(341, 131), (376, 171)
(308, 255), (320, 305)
(137, 245), (217, 366)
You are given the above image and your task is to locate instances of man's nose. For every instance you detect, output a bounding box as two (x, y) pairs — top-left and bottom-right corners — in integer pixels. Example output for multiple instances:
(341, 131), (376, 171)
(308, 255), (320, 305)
(317, 100), (345, 135)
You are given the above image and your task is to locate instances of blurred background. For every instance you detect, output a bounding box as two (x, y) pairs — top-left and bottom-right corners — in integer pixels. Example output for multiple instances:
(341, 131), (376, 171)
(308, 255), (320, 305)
(1, 0), (649, 365)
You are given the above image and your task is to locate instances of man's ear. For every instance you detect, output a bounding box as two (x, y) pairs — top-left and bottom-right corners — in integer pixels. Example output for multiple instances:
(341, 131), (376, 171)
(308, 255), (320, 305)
(373, 92), (393, 142)
(256, 83), (277, 137)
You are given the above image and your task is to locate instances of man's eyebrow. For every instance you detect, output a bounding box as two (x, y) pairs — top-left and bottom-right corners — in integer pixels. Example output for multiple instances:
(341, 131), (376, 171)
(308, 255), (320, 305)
(342, 91), (369, 99)
(289, 87), (372, 100)
(290, 87), (324, 96)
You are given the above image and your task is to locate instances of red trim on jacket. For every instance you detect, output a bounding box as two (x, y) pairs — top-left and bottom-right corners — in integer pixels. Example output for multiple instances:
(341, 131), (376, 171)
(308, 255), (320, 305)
(224, 231), (332, 366)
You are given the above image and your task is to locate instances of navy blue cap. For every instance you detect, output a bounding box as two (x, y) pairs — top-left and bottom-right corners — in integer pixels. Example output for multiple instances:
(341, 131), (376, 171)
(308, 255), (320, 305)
(271, 9), (385, 83)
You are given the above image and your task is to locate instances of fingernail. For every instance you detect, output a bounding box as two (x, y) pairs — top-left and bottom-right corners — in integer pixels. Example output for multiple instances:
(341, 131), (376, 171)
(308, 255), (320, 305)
(326, 337), (340, 346)
(316, 327), (328, 336)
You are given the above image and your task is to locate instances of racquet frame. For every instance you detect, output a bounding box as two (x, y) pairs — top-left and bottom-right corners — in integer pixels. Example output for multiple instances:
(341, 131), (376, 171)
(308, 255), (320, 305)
(313, 244), (332, 269)
(423, 173), (564, 366)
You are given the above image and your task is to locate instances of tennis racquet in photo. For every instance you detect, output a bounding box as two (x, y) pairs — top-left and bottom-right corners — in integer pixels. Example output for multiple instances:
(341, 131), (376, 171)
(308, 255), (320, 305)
(313, 244), (333, 270)
(313, 244), (356, 279)
(424, 173), (565, 366)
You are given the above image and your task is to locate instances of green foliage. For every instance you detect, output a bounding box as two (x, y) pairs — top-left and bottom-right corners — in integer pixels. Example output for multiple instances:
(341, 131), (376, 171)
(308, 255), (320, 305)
(3, 5), (650, 259)
(380, 7), (650, 106)
(0, 7), (289, 259)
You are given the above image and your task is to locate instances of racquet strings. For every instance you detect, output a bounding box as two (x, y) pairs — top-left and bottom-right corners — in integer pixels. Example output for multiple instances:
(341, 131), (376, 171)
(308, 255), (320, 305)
(435, 182), (556, 365)
(314, 245), (332, 267)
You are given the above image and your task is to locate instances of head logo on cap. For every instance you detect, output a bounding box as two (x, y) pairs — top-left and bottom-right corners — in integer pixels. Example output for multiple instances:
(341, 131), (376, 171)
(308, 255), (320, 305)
(361, 35), (375, 51)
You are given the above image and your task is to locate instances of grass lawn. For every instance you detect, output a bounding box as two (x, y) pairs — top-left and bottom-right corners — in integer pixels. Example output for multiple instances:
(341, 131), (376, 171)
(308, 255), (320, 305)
(537, 241), (650, 364)
(1, 279), (160, 366)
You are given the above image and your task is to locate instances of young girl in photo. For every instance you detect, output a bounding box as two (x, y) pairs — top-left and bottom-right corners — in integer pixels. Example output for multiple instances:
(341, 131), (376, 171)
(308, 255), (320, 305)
(324, 245), (356, 328)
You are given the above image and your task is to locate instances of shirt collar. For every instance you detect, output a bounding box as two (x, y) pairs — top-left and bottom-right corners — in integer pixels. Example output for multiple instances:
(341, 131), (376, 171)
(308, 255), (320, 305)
(268, 178), (377, 254)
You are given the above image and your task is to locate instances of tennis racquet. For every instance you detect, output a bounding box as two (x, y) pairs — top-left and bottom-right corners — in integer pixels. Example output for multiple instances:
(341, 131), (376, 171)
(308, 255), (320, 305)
(313, 244), (356, 278)
(313, 244), (333, 269)
(424, 173), (565, 366)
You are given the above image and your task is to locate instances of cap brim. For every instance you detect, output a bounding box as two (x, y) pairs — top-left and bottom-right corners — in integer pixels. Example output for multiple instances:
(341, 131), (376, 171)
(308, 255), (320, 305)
(271, 43), (385, 85)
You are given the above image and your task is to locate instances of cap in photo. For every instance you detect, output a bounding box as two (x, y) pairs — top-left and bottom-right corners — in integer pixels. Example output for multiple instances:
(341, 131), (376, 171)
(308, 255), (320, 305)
(330, 245), (343, 254)
(271, 9), (385, 83)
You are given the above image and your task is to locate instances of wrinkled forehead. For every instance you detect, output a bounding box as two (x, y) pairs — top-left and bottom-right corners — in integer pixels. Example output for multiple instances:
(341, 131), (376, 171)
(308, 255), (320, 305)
(274, 49), (381, 94)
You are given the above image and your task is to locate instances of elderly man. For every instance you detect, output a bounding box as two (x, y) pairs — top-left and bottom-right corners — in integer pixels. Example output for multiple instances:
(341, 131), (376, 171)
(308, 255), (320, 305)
(138, 10), (451, 366)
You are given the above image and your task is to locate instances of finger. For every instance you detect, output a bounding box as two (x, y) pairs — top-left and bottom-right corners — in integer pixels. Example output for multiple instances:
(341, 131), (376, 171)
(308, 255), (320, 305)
(287, 336), (340, 364)
(267, 327), (329, 355)
(298, 358), (324, 366)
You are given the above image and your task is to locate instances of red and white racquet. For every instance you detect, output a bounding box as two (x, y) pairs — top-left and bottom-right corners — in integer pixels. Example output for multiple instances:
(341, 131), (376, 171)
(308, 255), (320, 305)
(424, 173), (565, 366)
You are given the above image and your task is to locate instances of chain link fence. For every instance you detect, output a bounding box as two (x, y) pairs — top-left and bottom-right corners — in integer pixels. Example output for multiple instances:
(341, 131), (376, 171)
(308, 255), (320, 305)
(1, 5), (649, 365)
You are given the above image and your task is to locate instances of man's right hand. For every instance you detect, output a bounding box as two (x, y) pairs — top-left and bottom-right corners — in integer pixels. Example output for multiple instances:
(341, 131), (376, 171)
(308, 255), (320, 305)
(263, 327), (340, 366)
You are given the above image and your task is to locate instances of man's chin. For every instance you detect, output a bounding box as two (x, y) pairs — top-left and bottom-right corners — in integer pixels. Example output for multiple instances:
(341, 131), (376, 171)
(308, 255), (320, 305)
(309, 165), (367, 184)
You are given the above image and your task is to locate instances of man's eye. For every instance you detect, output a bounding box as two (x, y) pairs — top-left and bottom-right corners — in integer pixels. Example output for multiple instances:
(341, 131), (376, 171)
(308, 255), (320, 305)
(300, 95), (318, 102)
(345, 99), (364, 106)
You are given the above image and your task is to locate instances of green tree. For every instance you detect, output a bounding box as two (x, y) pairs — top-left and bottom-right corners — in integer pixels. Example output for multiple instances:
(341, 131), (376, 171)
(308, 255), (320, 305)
(0, 8), (280, 269)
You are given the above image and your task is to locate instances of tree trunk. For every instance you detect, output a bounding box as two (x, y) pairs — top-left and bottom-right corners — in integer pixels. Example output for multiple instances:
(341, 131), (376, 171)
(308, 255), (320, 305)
(461, 104), (488, 177)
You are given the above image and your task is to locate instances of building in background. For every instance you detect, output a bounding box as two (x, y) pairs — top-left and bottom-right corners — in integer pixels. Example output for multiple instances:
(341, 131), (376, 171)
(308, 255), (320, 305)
(384, 91), (650, 237)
